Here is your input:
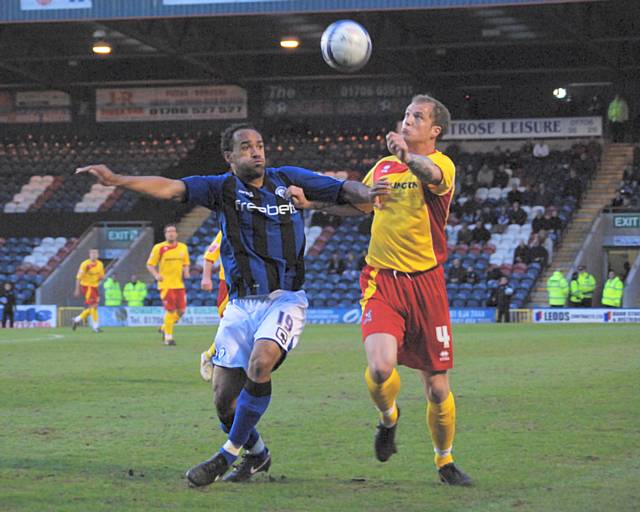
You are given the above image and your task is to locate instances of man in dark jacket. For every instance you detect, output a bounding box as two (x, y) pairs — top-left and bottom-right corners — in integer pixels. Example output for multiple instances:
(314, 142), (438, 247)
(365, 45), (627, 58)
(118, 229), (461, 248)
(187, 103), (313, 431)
(489, 277), (513, 323)
(508, 201), (527, 226)
(471, 220), (491, 245)
(1, 282), (16, 328)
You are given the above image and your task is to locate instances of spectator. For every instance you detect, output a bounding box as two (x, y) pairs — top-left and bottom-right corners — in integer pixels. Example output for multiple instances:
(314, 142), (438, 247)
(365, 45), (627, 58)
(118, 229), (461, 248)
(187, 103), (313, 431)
(327, 252), (345, 275)
(103, 275), (122, 307)
(608, 94), (629, 142)
(1, 282), (16, 328)
(508, 201), (527, 226)
(577, 265), (596, 307)
(465, 266), (479, 285)
(123, 275), (148, 307)
(563, 169), (583, 203)
(471, 220), (491, 245)
(489, 276), (513, 323)
(533, 141), (550, 158)
(531, 182), (553, 207)
(546, 270), (568, 307)
(530, 238), (549, 267)
(537, 230), (554, 261)
(480, 205), (497, 225)
(495, 206), (510, 233)
(520, 139), (533, 157)
(343, 251), (360, 279)
(460, 174), (476, 196)
(493, 164), (510, 188)
(507, 184), (523, 205)
(546, 210), (562, 234)
(568, 272), (583, 307)
(531, 210), (545, 234)
(476, 164), (494, 187)
(448, 259), (467, 284)
(513, 240), (531, 264)
(587, 94), (604, 116)
(601, 270), (624, 308)
(456, 223), (473, 245)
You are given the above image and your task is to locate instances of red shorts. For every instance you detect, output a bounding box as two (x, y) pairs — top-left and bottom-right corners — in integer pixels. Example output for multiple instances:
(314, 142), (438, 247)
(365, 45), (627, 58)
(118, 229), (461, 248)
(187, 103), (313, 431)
(217, 279), (229, 318)
(360, 265), (453, 372)
(161, 288), (187, 311)
(81, 285), (99, 306)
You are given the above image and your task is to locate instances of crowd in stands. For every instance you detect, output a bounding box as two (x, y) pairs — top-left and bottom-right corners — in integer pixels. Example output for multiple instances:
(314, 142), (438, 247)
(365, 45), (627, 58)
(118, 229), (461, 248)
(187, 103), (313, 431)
(0, 127), (604, 310)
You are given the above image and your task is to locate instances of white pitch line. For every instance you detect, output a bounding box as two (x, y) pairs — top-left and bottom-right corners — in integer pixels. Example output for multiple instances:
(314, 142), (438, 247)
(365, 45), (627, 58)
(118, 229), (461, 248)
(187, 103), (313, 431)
(0, 333), (65, 344)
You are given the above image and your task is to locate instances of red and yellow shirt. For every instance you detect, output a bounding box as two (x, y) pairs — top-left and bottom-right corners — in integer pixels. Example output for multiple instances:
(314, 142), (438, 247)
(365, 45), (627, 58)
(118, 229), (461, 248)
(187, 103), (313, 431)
(147, 241), (190, 290)
(76, 259), (105, 287)
(362, 152), (455, 273)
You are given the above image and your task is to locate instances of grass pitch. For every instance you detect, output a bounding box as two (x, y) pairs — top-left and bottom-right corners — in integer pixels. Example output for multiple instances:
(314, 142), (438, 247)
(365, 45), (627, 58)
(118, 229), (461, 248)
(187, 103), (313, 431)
(1, 323), (639, 511)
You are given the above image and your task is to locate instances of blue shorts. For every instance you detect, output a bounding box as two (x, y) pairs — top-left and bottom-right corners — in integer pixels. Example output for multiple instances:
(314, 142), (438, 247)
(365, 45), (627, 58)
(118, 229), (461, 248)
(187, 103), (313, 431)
(212, 290), (308, 371)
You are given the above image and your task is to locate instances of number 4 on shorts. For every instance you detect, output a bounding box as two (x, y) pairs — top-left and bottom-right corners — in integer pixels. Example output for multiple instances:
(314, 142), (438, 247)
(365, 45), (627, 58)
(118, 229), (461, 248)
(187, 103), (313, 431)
(436, 325), (450, 348)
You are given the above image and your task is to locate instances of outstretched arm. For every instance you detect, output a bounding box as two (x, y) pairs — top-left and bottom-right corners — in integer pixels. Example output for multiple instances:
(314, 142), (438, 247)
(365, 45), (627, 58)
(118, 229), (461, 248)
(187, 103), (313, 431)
(75, 164), (186, 202)
(286, 180), (390, 216)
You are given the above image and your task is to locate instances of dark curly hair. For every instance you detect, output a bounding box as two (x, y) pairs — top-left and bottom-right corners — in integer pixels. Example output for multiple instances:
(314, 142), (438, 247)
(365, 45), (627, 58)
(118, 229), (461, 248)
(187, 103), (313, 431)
(220, 123), (259, 154)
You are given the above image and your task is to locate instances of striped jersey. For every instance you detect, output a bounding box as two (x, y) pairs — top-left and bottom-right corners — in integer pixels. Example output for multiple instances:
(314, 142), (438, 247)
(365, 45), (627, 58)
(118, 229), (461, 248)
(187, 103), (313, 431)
(182, 167), (344, 299)
(362, 152), (455, 273)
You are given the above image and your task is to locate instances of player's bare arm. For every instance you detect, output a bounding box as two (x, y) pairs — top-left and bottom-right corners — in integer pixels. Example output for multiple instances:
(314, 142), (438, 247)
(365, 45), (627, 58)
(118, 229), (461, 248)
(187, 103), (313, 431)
(201, 260), (214, 291)
(183, 265), (190, 280)
(75, 164), (187, 202)
(286, 181), (390, 215)
(386, 131), (443, 186)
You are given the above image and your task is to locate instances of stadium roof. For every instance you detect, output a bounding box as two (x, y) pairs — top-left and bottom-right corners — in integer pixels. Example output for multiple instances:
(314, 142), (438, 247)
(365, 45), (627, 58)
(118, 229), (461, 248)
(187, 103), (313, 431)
(0, 0), (635, 92)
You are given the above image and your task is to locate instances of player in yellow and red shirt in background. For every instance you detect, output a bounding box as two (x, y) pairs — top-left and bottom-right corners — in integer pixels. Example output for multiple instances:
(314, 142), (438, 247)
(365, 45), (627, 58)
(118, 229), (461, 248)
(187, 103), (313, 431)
(199, 230), (230, 381)
(146, 224), (190, 346)
(288, 95), (471, 486)
(72, 248), (105, 333)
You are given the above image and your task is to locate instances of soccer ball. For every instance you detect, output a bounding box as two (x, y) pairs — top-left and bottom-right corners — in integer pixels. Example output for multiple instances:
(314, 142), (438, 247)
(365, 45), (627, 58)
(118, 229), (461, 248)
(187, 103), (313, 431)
(320, 20), (372, 73)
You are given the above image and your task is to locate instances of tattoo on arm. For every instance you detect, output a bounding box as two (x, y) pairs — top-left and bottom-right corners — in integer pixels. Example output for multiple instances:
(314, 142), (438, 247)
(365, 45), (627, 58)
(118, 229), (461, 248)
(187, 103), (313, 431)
(405, 153), (443, 185)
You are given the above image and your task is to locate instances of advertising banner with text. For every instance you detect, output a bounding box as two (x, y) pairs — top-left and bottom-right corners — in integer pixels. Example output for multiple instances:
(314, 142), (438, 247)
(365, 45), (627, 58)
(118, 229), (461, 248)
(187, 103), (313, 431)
(532, 308), (640, 323)
(0, 305), (57, 328)
(443, 117), (602, 140)
(96, 85), (247, 122)
(0, 90), (71, 123)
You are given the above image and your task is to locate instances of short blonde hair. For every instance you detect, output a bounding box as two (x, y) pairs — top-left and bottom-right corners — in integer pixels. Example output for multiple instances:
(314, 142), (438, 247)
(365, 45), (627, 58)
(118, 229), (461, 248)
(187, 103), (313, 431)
(411, 94), (451, 137)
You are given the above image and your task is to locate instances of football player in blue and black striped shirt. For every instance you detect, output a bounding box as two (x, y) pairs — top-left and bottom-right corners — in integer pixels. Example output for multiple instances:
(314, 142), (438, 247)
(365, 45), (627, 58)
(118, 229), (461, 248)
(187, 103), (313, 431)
(76, 123), (377, 486)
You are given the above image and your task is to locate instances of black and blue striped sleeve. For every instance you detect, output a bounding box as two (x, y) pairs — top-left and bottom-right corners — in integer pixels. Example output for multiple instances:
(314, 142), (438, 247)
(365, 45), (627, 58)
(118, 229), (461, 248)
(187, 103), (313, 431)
(180, 175), (226, 209)
(279, 166), (345, 204)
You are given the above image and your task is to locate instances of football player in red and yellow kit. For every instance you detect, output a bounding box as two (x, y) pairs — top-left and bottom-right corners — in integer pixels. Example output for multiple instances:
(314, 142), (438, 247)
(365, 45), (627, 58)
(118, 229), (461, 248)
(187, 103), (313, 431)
(72, 248), (105, 332)
(199, 230), (229, 381)
(288, 95), (471, 486)
(146, 224), (190, 345)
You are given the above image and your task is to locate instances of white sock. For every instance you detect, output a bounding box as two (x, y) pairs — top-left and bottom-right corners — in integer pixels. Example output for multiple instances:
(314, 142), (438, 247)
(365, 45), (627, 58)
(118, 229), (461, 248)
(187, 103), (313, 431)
(223, 440), (242, 456)
(247, 435), (265, 455)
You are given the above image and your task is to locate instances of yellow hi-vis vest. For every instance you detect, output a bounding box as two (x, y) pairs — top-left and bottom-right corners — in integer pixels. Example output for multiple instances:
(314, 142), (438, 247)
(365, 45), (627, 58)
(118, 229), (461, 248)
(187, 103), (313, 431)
(601, 277), (624, 307)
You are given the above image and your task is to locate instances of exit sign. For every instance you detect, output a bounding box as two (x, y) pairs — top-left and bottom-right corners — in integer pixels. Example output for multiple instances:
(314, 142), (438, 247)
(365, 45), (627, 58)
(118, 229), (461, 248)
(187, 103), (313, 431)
(613, 214), (640, 229)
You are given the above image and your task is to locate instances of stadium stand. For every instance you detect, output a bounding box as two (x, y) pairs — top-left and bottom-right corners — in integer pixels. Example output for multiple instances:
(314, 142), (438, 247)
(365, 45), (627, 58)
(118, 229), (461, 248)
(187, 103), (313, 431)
(0, 133), (195, 213)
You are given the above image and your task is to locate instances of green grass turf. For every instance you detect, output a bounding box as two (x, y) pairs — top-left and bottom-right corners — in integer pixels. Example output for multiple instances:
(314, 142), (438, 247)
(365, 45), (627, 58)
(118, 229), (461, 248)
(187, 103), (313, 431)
(1, 323), (639, 511)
